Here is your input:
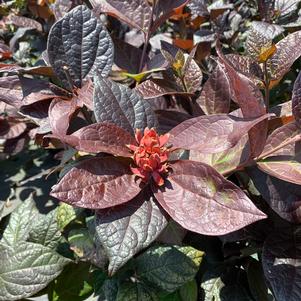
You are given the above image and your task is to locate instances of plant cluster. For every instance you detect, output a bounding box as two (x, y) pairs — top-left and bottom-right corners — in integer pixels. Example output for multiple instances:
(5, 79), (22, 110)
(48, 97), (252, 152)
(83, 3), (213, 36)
(1, 0), (301, 300)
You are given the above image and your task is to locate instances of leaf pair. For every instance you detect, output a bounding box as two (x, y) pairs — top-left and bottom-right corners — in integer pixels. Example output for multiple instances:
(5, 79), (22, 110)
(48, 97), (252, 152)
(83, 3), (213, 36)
(50, 76), (269, 273)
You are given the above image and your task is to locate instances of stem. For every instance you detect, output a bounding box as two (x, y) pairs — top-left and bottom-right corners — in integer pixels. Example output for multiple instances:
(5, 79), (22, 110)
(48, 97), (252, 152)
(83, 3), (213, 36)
(263, 61), (270, 112)
(138, 0), (156, 73)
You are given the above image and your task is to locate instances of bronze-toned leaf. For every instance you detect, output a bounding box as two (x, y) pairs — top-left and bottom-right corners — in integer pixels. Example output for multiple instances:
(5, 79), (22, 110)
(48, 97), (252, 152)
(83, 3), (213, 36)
(153, 160), (266, 235)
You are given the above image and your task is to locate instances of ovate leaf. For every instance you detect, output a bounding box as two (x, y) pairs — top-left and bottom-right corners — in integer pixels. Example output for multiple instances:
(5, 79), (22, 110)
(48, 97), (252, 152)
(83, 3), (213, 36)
(60, 122), (135, 157)
(93, 0), (152, 33)
(248, 167), (301, 223)
(0, 242), (70, 301)
(168, 114), (270, 153)
(136, 245), (203, 292)
(257, 122), (301, 185)
(28, 209), (61, 249)
(154, 160), (266, 235)
(116, 282), (159, 301)
(51, 157), (141, 209)
(49, 262), (94, 301)
(93, 76), (158, 135)
(217, 50), (267, 157)
(2, 196), (38, 247)
(95, 190), (168, 275)
(47, 5), (114, 89)
(197, 64), (230, 114)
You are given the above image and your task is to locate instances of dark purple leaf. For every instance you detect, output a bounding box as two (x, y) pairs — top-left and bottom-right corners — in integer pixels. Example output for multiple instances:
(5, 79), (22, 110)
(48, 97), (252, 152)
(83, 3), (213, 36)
(136, 78), (194, 99)
(93, 76), (158, 136)
(275, 0), (301, 17)
(196, 65), (231, 114)
(51, 157), (141, 209)
(153, 160), (266, 235)
(182, 56), (203, 93)
(0, 118), (27, 140)
(95, 189), (168, 275)
(187, 0), (209, 18)
(152, 0), (190, 33)
(292, 71), (301, 127)
(248, 167), (301, 223)
(47, 5), (113, 89)
(113, 38), (143, 74)
(156, 110), (191, 133)
(92, 0), (151, 33)
(60, 122), (135, 157)
(263, 225), (301, 301)
(168, 114), (270, 153)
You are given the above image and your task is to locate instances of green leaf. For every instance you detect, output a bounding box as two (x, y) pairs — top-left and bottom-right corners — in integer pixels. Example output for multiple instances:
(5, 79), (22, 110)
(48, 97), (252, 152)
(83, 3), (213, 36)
(247, 258), (270, 301)
(56, 202), (83, 231)
(49, 262), (93, 301)
(116, 282), (159, 301)
(29, 209), (61, 249)
(0, 242), (70, 301)
(1, 195), (38, 247)
(68, 228), (95, 259)
(179, 280), (198, 301)
(136, 245), (203, 292)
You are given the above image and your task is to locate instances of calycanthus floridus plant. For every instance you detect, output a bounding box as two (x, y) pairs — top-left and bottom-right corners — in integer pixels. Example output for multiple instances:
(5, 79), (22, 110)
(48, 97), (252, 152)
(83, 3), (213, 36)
(3, 1), (301, 300)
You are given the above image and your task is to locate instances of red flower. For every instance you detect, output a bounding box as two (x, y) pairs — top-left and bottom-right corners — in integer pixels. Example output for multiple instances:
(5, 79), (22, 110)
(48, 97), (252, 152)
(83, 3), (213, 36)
(127, 128), (170, 186)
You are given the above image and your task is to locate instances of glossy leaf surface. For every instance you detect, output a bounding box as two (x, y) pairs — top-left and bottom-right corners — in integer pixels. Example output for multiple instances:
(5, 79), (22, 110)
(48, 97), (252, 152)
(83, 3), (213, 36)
(47, 5), (114, 89)
(95, 190), (168, 275)
(169, 114), (270, 153)
(94, 76), (158, 135)
(51, 157), (141, 209)
(154, 160), (266, 235)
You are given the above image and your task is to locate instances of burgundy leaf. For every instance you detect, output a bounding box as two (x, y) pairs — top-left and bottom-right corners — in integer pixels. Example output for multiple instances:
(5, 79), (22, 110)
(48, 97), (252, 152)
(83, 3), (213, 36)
(190, 135), (250, 175)
(49, 81), (93, 136)
(168, 114), (270, 153)
(270, 100), (292, 117)
(60, 122), (135, 157)
(257, 122), (301, 185)
(152, 0), (190, 33)
(92, 0), (152, 33)
(226, 54), (263, 82)
(260, 122), (300, 158)
(182, 56), (202, 93)
(292, 71), (301, 127)
(51, 0), (73, 20)
(6, 15), (43, 32)
(0, 118), (27, 140)
(0, 75), (64, 109)
(153, 160), (266, 235)
(196, 65), (230, 115)
(136, 78), (194, 99)
(95, 189), (168, 275)
(49, 97), (79, 136)
(268, 30), (301, 81)
(51, 157), (141, 209)
(217, 50), (267, 157)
